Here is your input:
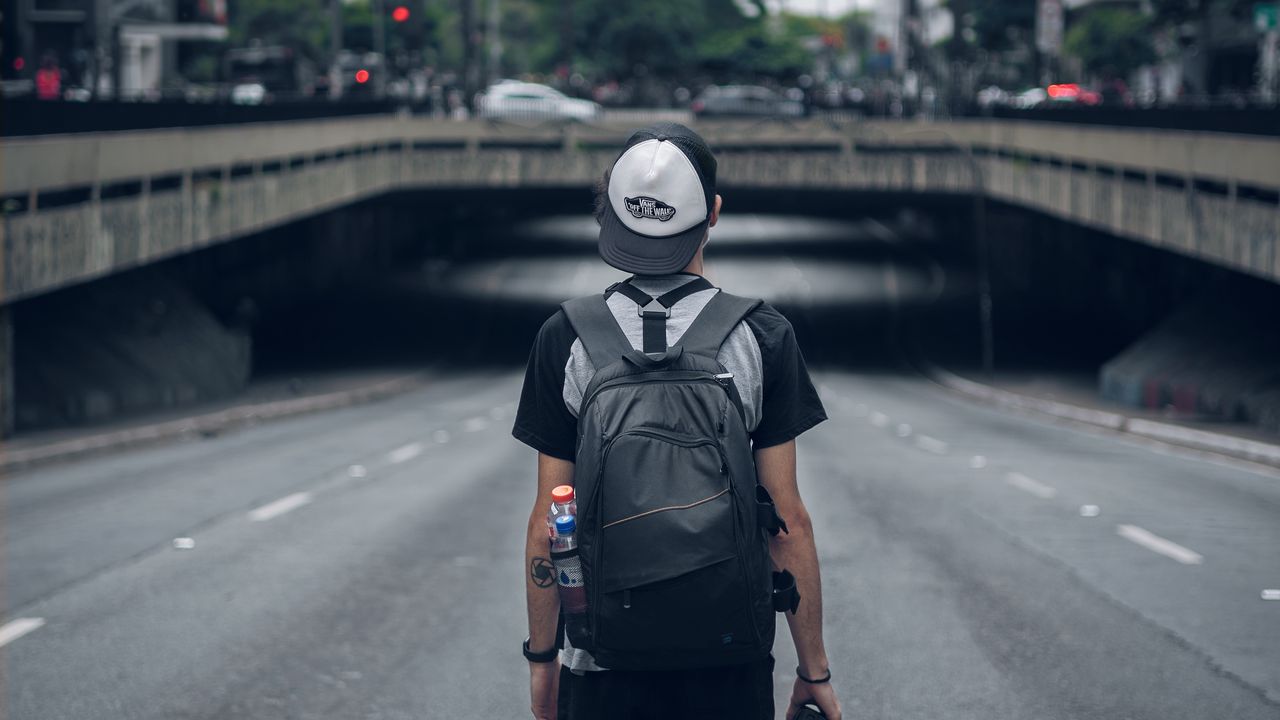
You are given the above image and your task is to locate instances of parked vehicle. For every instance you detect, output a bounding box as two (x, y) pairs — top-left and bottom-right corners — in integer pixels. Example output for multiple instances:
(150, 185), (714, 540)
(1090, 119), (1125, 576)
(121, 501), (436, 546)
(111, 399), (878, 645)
(476, 81), (602, 122)
(225, 45), (316, 101)
(691, 85), (804, 118)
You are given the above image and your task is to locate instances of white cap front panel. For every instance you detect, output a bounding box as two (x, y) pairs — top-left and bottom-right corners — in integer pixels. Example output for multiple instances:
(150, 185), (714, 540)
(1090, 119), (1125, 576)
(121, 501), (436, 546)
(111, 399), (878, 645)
(608, 139), (708, 238)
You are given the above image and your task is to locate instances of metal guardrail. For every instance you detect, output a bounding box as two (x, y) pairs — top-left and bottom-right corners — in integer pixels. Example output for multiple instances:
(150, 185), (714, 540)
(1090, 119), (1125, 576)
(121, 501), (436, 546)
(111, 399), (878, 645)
(4, 97), (1280, 138)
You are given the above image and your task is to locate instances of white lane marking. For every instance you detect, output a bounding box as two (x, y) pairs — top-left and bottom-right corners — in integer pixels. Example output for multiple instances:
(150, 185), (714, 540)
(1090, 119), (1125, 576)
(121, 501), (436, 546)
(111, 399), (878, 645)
(0, 618), (46, 648)
(172, 537), (196, 550)
(914, 435), (949, 455)
(248, 492), (313, 522)
(387, 442), (424, 464)
(1005, 472), (1058, 499)
(462, 417), (488, 432)
(896, 423), (913, 438)
(433, 430), (451, 444)
(1263, 589), (1280, 601)
(1117, 524), (1204, 565)
(969, 455), (988, 469)
(869, 412), (889, 428)
(1079, 505), (1101, 518)
(348, 464), (368, 478)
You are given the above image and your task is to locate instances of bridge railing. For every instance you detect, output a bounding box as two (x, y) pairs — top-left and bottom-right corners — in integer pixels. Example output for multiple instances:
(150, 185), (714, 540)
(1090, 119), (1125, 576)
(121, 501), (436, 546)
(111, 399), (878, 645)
(2, 117), (1278, 303)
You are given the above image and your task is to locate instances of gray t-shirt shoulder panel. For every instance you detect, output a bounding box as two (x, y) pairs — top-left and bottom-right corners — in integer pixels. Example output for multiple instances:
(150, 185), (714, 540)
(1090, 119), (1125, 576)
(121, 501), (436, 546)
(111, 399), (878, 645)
(561, 276), (763, 432)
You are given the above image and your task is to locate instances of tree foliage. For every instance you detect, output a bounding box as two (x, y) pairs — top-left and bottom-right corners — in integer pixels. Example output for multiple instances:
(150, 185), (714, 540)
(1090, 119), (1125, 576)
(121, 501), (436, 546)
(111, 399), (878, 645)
(223, 0), (859, 85)
(1064, 7), (1155, 80)
(941, 0), (1036, 60)
(227, 0), (331, 60)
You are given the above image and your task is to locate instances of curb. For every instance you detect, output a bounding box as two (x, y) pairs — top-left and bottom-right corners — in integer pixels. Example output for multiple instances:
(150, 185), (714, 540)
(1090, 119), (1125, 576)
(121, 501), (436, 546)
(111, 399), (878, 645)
(0, 373), (430, 474)
(928, 366), (1280, 469)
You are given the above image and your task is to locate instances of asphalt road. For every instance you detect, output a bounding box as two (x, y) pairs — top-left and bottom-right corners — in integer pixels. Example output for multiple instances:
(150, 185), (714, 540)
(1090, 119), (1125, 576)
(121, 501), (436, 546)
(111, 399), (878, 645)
(5, 217), (1279, 719)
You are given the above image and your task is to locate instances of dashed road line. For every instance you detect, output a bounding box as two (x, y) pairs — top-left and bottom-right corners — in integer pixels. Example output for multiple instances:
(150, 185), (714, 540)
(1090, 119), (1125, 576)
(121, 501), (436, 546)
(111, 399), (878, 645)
(869, 412), (889, 428)
(914, 435), (950, 455)
(248, 492), (313, 522)
(1004, 472), (1058, 499)
(0, 618), (45, 648)
(1117, 524), (1204, 565)
(387, 442), (424, 464)
(462, 417), (489, 433)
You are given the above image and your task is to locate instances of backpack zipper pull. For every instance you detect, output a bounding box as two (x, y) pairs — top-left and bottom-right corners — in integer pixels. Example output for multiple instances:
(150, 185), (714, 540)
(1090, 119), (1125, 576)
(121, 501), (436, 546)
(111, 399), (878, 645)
(714, 373), (734, 385)
(623, 590), (632, 609)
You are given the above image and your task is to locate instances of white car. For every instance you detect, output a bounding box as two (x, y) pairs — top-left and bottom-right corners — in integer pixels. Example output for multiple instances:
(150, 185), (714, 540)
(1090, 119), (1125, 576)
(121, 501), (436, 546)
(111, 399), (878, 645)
(231, 82), (267, 105)
(476, 81), (601, 122)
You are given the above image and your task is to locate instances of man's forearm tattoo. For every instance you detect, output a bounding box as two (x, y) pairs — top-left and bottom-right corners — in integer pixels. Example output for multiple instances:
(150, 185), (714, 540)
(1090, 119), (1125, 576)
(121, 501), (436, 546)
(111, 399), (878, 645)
(531, 557), (555, 588)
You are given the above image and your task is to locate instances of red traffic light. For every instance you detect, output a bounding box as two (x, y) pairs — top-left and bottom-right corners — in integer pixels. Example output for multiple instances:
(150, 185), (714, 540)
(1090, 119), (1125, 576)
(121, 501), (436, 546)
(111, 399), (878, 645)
(355, 69), (370, 84)
(392, 5), (410, 22)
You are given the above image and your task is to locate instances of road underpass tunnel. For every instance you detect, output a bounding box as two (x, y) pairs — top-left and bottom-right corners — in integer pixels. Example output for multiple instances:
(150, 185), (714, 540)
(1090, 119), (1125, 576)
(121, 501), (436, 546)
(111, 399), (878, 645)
(13, 185), (1280, 438)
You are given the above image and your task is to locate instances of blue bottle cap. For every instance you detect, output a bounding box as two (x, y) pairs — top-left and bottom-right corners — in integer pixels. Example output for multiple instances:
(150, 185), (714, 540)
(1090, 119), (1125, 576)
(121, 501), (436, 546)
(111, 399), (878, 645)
(554, 515), (576, 535)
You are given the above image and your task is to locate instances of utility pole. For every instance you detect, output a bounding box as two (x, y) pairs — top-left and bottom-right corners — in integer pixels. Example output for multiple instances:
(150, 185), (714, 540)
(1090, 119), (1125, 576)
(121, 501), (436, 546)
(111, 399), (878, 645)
(487, 0), (502, 86)
(330, 0), (344, 98)
(372, 0), (386, 97)
(460, 0), (476, 110)
(560, 0), (573, 79)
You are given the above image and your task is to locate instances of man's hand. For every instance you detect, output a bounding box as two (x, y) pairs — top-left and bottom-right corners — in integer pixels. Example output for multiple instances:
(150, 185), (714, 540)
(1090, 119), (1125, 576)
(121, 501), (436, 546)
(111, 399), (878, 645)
(529, 658), (560, 720)
(786, 676), (842, 720)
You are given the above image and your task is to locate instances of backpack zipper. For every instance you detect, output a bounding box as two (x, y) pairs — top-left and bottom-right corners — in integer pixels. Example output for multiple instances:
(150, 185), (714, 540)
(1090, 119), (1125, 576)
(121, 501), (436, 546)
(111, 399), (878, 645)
(580, 373), (745, 424)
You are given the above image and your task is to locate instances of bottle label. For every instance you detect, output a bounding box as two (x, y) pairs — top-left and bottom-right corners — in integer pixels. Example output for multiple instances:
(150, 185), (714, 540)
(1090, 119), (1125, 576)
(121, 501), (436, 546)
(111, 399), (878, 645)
(553, 552), (588, 614)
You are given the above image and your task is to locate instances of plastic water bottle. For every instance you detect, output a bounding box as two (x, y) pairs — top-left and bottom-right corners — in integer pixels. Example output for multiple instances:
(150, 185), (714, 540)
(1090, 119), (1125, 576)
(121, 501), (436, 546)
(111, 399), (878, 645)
(545, 485), (577, 539)
(551, 515), (588, 615)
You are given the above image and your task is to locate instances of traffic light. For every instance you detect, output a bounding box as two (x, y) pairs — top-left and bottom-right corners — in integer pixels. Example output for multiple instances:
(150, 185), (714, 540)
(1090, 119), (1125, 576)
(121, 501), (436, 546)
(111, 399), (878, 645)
(392, 5), (410, 22)
(355, 69), (370, 84)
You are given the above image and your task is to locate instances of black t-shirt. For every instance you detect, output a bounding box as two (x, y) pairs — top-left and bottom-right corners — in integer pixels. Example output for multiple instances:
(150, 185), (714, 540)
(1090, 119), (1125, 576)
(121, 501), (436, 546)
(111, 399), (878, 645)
(512, 301), (826, 460)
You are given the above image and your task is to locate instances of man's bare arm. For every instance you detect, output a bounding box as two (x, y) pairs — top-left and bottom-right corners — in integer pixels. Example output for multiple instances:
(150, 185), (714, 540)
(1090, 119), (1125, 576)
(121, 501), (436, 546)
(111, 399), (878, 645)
(757, 440), (829, 675)
(526, 452), (574, 652)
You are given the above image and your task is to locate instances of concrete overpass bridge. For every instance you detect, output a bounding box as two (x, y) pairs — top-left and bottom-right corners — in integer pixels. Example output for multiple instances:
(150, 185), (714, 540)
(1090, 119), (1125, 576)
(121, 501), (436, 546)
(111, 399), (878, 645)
(2, 115), (1279, 433)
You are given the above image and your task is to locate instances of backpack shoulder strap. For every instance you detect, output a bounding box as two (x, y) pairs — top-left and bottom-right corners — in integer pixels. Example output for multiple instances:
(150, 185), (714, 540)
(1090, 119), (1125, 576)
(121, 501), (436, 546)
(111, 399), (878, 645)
(560, 295), (633, 368)
(677, 291), (763, 359)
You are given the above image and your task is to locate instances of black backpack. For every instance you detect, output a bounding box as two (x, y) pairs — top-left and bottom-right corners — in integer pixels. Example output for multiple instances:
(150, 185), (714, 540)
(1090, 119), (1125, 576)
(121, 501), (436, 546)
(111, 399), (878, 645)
(560, 278), (798, 671)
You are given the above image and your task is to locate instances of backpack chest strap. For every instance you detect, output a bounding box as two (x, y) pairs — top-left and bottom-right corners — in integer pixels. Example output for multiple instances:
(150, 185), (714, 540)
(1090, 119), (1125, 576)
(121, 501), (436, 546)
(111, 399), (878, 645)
(608, 277), (713, 355)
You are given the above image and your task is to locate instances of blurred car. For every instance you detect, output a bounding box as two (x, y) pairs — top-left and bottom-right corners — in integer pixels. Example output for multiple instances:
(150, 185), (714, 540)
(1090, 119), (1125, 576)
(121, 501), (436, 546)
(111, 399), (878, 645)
(231, 82), (267, 105)
(1012, 87), (1048, 109)
(691, 85), (804, 118)
(476, 81), (602, 122)
(976, 85), (1011, 109)
(1046, 83), (1101, 106)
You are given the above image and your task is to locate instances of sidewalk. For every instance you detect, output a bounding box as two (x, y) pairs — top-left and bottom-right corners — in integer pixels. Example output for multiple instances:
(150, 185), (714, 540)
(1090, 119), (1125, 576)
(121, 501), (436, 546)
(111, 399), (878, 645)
(0, 369), (430, 473)
(927, 366), (1280, 469)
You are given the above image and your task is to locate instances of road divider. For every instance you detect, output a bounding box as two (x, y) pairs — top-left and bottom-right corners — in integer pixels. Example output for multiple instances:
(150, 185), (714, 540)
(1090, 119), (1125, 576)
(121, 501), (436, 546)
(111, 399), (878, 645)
(914, 435), (949, 455)
(1116, 524), (1204, 565)
(1, 373), (430, 474)
(1005, 472), (1058, 499)
(387, 442), (424, 464)
(248, 492), (314, 522)
(0, 617), (45, 648)
(927, 366), (1280, 470)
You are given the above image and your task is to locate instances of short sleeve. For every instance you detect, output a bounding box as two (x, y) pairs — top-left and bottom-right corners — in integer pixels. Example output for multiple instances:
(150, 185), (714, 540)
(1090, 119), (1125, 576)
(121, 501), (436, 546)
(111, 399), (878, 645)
(745, 305), (827, 449)
(512, 311), (580, 461)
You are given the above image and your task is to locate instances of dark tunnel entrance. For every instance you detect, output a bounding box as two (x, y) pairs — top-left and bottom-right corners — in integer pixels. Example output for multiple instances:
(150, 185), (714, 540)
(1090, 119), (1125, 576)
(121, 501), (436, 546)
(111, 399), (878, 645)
(12, 186), (1280, 436)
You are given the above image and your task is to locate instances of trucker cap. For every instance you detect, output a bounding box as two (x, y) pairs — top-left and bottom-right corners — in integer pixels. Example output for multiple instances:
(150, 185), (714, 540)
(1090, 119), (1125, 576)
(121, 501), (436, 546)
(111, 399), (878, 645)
(598, 122), (717, 275)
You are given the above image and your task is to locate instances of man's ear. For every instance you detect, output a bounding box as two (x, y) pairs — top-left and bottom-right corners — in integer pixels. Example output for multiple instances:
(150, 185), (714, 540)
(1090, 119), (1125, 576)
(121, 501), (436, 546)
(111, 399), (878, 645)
(710, 194), (722, 227)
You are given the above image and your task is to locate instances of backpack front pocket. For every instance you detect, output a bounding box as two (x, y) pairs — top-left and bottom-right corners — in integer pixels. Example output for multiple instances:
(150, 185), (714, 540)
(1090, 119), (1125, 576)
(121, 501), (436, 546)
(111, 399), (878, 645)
(590, 428), (756, 661)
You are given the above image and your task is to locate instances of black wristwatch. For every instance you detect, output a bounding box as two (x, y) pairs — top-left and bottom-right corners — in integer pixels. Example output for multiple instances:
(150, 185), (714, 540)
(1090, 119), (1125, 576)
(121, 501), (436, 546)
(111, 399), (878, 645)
(523, 638), (558, 663)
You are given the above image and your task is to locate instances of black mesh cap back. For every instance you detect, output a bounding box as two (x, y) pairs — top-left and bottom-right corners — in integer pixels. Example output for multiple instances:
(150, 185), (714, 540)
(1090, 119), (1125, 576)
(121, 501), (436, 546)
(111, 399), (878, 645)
(625, 122), (717, 190)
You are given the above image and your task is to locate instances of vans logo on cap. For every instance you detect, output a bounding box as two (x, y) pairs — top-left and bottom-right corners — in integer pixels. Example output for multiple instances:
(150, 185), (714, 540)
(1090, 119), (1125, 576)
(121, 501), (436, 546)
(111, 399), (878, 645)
(624, 196), (677, 222)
